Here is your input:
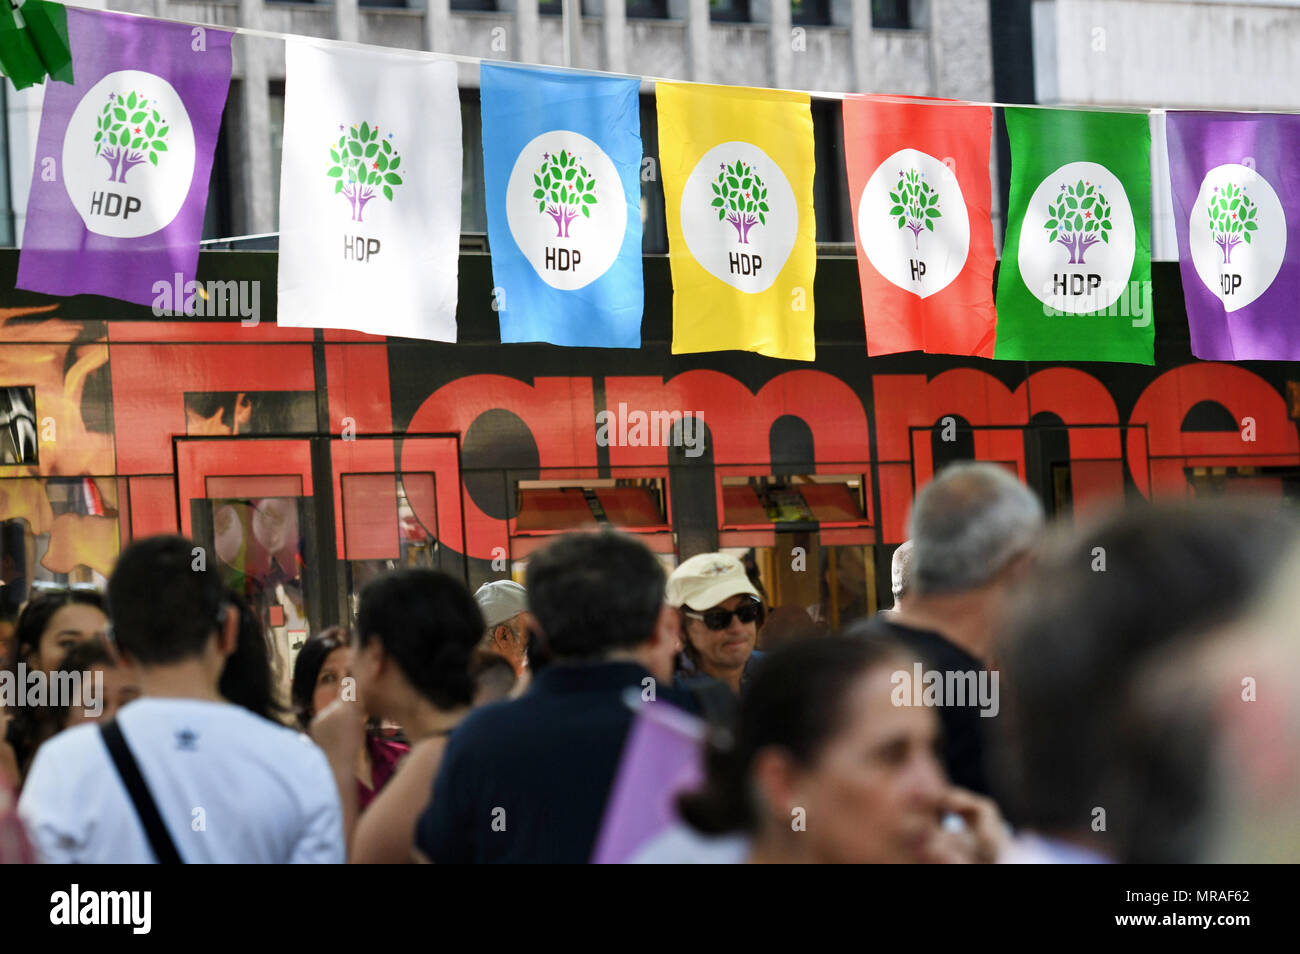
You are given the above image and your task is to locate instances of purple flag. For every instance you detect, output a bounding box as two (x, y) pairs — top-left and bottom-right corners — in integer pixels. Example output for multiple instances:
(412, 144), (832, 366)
(591, 698), (706, 864)
(1167, 112), (1300, 360)
(17, 8), (232, 307)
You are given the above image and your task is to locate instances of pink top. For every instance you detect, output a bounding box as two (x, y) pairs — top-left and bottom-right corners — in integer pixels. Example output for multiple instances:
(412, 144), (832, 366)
(359, 734), (409, 811)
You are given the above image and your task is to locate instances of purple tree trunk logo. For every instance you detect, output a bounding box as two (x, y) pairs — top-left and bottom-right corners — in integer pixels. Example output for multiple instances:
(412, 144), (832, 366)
(888, 168), (942, 249)
(712, 160), (767, 243)
(94, 90), (169, 184)
(1045, 179), (1112, 265)
(533, 149), (597, 237)
(327, 122), (403, 223)
(1208, 183), (1257, 264)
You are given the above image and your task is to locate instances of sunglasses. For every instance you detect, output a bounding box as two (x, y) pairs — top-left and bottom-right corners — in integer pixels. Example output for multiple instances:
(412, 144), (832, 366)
(683, 598), (763, 631)
(30, 581), (101, 594)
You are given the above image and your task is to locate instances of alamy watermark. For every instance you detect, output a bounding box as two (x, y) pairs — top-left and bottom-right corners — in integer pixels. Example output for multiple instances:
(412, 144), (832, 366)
(1039, 277), (1152, 327)
(50, 884), (151, 934)
(151, 273), (260, 326)
(890, 662), (1000, 718)
(595, 403), (705, 459)
(0, 664), (103, 714)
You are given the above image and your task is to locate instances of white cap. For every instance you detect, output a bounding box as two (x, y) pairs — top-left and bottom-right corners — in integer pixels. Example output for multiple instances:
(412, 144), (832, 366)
(665, 553), (760, 611)
(474, 580), (528, 630)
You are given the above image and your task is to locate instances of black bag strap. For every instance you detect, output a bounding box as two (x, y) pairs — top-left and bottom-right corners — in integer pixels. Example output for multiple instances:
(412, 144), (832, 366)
(99, 721), (184, 864)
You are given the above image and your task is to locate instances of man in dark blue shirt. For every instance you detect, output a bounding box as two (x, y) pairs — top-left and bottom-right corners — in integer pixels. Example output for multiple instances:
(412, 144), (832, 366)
(415, 532), (688, 864)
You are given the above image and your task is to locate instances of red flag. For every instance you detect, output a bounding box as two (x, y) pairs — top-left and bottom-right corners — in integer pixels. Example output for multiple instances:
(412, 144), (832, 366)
(842, 95), (997, 357)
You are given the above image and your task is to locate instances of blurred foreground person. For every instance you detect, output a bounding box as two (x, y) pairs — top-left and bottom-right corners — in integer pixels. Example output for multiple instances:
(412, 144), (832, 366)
(1122, 531), (1300, 863)
(292, 627), (408, 813)
(756, 606), (828, 652)
(640, 638), (1004, 863)
(849, 462), (1043, 796)
(53, 641), (140, 730)
(668, 552), (765, 695)
(19, 535), (343, 863)
(469, 650), (517, 706)
(994, 500), (1296, 863)
(3, 588), (110, 782)
(417, 531), (686, 863)
(312, 569), (481, 863)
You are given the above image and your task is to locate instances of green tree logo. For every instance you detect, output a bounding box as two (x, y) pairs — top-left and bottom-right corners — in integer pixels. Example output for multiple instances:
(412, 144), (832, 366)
(1208, 183), (1257, 264)
(533, 149), (597, 238)
(94, 90), (169, 184)
(711, 159), (766, 244)
(888, 168), (941, 249)
(1045, 179), (1111, 265)
(327, 122), (403, 223)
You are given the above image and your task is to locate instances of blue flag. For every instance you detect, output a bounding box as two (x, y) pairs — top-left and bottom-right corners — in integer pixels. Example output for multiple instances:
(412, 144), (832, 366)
(481, 63), (643, 348)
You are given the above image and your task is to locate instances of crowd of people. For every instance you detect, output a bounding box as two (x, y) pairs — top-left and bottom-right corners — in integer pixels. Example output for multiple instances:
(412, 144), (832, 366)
(1, 461), (1298, 863)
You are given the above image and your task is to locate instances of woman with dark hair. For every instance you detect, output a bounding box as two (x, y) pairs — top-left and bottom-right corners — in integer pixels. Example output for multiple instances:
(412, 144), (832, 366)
(1, 588), (109, 782)
(219, 588), (290, 725)
(639, 637), (1005, 863)
(311, 568), (483, 863)
(291, 627), (408, 811)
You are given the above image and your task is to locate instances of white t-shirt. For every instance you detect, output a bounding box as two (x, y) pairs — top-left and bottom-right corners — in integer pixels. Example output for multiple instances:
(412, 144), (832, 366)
(18, 698), (344, 864)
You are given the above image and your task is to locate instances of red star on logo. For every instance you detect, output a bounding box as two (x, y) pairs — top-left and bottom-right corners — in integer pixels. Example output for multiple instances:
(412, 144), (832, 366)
(134, 127), (141, 134)
(372, 161), (379, 170)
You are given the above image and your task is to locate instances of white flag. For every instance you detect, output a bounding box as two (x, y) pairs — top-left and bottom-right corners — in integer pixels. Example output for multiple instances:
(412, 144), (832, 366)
(277, 43), (461, 341)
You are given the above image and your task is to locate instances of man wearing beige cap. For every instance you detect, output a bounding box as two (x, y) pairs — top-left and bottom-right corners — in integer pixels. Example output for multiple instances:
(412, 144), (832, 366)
(473, 580), (531, 679)
(667, 552), (766, 695)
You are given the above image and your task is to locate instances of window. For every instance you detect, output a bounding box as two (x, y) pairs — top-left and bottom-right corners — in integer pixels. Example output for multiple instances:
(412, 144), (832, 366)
(460, 89), (488, 235)
(811, 100), (853, 243)
(451, 0), (497, 9)
(871, 0), (912, 30)
(626, 0), (669, 17)
(791, 0), (830, 27)
(0, 83), (12, 245)
(710, 0), (751, 23)
(269, 82), (285, 234)
(201, 89), (234, 241)
(639, 95), (667, 253)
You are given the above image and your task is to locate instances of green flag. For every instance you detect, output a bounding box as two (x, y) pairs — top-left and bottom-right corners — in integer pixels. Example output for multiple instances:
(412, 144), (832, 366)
(0, 0), (45, 90)
(0, 1), (71, 90)
(23, 1), (73, 85)
(995, 108), (1153, 364)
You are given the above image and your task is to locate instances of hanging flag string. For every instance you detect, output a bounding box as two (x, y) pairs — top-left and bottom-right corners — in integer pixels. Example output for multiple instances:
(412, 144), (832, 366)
(54, 1), (1300, 116)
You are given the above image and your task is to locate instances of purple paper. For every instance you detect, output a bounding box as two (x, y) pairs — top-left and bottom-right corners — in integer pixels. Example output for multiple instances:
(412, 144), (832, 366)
(17, 8), (232, 307)
(591, 701), (705, 864)
(1167, 112), (1300, 360)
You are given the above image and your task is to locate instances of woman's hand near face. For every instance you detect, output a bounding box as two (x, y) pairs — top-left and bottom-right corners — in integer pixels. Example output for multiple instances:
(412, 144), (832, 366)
(310, 696), (366, 765)
(310, 696), (366, 855)
(922, 787), (1008, 864)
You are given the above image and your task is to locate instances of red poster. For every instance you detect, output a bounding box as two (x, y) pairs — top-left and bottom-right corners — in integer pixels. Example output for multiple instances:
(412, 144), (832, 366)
(842, 95), (997, 357)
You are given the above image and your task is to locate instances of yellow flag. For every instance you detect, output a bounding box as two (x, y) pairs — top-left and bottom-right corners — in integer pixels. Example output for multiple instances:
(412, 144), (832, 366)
(657, 82), (817, 361)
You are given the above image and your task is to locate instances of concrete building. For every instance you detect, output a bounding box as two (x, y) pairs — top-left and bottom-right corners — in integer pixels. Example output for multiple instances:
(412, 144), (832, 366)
(3, 0), (994, 247)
